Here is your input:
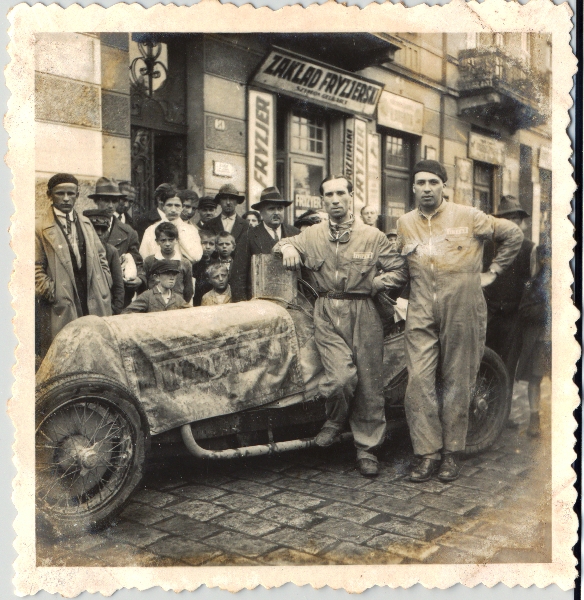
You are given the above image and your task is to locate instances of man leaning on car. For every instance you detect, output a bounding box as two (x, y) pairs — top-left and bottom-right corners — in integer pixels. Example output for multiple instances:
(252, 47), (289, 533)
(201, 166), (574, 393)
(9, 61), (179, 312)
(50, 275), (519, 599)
(274, 174), (408, 477)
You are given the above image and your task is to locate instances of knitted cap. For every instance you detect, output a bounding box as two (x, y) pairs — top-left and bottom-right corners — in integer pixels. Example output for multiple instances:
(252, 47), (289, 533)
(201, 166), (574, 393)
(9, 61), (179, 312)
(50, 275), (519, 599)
(413, 160), (448, 183)
(47, 173), (79, 192)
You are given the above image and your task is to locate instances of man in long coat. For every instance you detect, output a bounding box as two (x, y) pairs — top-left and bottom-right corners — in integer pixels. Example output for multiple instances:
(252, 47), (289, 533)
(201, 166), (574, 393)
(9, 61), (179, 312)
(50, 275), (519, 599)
(203, 184), (250, 302)
(35, 173), (112, 358)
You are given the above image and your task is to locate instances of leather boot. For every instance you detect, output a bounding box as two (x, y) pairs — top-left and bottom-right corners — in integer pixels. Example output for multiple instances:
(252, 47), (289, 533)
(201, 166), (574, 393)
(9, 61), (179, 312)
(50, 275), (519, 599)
(314, 426), (341, 447)
(437, 453), (461, 482)
(410, 457), (439, 482)
(358, 458), (379, 477)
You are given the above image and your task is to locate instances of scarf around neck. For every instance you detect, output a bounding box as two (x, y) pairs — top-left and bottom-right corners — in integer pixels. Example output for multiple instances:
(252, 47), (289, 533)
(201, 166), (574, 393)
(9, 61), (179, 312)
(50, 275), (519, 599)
(328, 214), (355, 243)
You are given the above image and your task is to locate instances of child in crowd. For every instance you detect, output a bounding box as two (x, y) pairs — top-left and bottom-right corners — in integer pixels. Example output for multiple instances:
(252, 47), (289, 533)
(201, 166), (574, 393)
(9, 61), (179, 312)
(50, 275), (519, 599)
(123, 260), (190, 313)
(192, 229), (216, 306)
(215, 231), (236, 272)
(140, 194), (203, 264)
(201, 263), (232, 306)
(143, 222), (194, 303)
(515, 243), (552, 438)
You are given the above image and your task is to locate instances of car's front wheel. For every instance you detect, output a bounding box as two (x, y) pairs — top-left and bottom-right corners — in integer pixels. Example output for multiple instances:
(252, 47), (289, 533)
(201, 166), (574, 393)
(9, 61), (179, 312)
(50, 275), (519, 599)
(35, 374), (149, 537)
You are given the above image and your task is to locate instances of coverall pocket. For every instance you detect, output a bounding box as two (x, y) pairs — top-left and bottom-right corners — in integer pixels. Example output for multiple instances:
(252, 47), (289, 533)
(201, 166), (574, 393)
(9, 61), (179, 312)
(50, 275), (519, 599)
(304, 255), (325, 272)
(349, 259), (375, 278)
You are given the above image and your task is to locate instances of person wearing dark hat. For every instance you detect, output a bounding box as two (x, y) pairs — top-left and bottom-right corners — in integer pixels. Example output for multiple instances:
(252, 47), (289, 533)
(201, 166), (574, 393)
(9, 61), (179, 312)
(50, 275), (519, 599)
(243, 210), (261, 227)
(83, 209), (125, 315)
(249, 187), (300, 256)
(274, 174), (409, 477)
(203, 184), (250, 302)
(116, 181), (137, 229)
(88, 177), (146, 307)
(35, 174), (112, 358)
(194, 196), (219, 229)
(122, 259), (190, 313)
(134, 183), (176, 241)
(377, 160), (524, 483)
(294, 209), (322, 231)
(483, 195), (536, 427)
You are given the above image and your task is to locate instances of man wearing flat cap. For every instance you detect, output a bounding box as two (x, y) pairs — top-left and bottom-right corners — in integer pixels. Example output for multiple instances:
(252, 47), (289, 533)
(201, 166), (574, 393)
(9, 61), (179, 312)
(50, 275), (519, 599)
(249, 187), (300, 255)
(379, 160), (524, 483)
(193, 195), (219, 230)
(483, 196), (536, 417)
(35, 174), (112, 358)
(89, 177), (146, 307)
(203, 184), (250, 302)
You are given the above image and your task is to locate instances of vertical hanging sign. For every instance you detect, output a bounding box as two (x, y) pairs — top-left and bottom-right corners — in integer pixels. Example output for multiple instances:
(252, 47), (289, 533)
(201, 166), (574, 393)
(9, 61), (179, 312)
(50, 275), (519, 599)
(344, 119), (355, 187)
(248, 90), (275, 208)
(367, 132), (381, 213)
(353, 118), (367, 217)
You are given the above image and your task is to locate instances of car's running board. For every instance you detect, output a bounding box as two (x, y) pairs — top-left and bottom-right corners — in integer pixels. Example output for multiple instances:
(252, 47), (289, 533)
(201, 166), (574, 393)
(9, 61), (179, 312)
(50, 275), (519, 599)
(180, 424), (354, 460)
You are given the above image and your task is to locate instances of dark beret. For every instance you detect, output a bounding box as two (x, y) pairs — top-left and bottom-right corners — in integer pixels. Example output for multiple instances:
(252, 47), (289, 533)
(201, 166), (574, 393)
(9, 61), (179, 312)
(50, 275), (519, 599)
(198, 195), (218, 209)
(47, 173), (79, 192)
(413, 160), (448, 183)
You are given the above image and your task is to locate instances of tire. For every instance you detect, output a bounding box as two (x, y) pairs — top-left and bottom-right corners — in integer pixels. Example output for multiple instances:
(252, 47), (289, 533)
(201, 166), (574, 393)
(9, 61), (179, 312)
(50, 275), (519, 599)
(35, 373), (150, 537)
(463, 347), (511, 457)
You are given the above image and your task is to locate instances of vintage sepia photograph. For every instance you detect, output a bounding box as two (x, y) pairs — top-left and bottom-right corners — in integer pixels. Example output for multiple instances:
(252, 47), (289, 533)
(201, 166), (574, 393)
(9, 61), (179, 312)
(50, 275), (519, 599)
(7, 0), (577, 594)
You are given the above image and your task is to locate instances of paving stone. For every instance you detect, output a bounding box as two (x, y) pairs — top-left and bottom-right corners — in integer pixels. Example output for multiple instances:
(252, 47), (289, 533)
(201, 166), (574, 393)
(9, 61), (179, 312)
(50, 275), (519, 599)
(132, 488), (180, 508)
(269, 490), (325, 510)
(321, 541), (400, 565)
(413, 507), (465, 530)
(168, 499), (227, 521)
(449, 476), (509, 494)
(315, 502), (379, 524)
(219, 479), (278, 498)
(260, 547), (326, 565)
(363, 495), (423, 518)
(392, 477), (453, 494)
(261, 505), (323, 529)
(367, 533), (440, 562)
(104, 521), (169, 548)
(170, 484), (228, 501)
(204, 530), (278, 558)
(312, 485), (376, 506)
(232, 468), (284, 483)
(147, 536), (222, 566)
(310, 518), (378, 543)
(316, 471), (374, 490)
(214, 492), (276, 515)
(152, 515), (222, 539)
(271, 477), (324, 496)
(282, 466), (323, 480)
(362, 482), (422, 501)
(429, 545), (488, 564)
(212, 512), (279, 537)
(440, 486), (503, 509)
(120, 503), (174, 526)
(415, 492), (479, 516)
(432, 531), (498, 557)
(480, 462), (529, 477)
(65, 533), (109, 554)
(369, 515), (445, 542)
(264, 526), (337, 555)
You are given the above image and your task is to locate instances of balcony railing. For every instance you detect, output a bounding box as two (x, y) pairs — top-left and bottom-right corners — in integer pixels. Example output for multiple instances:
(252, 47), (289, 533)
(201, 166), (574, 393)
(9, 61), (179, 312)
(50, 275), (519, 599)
(458, 47), (549, 130)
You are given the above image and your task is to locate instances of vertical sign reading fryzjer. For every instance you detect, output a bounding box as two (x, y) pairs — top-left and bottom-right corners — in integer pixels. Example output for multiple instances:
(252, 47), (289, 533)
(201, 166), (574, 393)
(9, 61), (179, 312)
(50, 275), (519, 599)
(352, 118), (367, 217)
(248, 90), (275, 208)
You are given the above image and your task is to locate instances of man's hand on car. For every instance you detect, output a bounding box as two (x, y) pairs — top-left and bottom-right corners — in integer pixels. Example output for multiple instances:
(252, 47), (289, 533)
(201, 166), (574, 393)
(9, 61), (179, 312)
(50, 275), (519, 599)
(282, 245), (302, 271)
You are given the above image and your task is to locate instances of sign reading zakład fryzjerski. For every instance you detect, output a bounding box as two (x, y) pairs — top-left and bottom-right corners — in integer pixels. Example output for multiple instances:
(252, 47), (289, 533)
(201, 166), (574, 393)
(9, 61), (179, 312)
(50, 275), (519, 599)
(248, 90), (275, 207)
(252, 48), (383, 119)
(468, 132), (505, 165)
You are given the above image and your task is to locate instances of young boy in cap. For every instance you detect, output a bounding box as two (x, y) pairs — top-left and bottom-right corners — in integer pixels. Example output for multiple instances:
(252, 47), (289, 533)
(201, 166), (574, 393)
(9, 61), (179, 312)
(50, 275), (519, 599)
(83, 209), (125, 315)
(123, 259), (190, 313)
(192, 229), (216, 306)
(201, 263), (232, 306)
(143, 221), (194, 303)
(193, 196), (218, 230)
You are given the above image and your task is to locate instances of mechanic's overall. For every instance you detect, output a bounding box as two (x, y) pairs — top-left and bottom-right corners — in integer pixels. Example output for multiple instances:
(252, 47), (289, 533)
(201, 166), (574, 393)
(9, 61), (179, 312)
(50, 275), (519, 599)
(382, 160), (523, 483)
(274, 175), (408, 477)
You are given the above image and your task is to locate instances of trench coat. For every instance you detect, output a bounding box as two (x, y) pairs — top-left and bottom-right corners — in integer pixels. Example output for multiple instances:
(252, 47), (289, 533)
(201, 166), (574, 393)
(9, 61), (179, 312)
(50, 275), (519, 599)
(35, 210), (112, 356)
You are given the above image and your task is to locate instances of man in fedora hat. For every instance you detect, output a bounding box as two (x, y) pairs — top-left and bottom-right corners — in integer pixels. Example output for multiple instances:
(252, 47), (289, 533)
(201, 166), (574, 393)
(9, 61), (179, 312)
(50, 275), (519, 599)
(203, 184), (250, 302)
(249, 187), (300, 255)
(483, 195), (536, 420)
(379, 160), (524, 483)
(89, 177), (145, 307)
(35, 174), (112, 358)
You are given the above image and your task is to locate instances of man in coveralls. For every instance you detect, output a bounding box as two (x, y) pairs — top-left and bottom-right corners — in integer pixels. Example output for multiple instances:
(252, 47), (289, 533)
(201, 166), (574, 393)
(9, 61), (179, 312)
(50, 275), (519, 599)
(275, 175), (408, 477)
(386, 160), (523, 483)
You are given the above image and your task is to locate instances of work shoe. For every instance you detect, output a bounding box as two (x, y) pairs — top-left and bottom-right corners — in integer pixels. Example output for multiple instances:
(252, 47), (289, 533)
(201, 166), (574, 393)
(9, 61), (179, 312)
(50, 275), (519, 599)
(357, 458), (379, 477)
(409, 458), (439, 482)
(527, 412), (541, 438)
(314, 426), (341, 448)
(437, 454), (461, 482)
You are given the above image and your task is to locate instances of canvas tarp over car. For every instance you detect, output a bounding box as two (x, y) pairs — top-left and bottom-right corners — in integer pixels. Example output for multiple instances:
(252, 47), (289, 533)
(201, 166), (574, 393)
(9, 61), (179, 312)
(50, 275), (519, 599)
(36, 300), (305, 435)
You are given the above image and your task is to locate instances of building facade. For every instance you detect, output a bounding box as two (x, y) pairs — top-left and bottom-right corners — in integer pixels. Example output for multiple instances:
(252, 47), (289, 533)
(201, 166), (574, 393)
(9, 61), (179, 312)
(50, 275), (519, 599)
(35, 31), (551, 242)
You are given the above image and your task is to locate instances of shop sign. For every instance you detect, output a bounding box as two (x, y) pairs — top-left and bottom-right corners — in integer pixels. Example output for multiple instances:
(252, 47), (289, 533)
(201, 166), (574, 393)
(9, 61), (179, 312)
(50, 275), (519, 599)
(468, 133), (505, 165)
(253, 48), (383, 119)
(538, 146), (552, 170)
(248, 90), (275, 207)
(294, 192), (321, 210)
(377, 91), (423, 136)
(454, 157), (473, 206)
(367, 133), (381, 212)
(353, 119), (367, 214)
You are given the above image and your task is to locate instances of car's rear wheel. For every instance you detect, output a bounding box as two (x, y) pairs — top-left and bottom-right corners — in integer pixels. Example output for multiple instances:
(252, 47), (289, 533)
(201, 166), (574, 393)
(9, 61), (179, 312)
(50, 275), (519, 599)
(36, 374), (149, 537)
(463, 347), (511, 457)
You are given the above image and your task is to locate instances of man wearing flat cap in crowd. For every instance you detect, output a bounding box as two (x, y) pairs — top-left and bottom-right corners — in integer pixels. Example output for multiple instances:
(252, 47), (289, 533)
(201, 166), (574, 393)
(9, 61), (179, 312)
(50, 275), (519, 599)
(203, 184), (250, 302)
(88, 177), (146, 307)
(193, 195), (218, 230)
(35, 174), (113, 359)
(249, 187), (300, 255)
(379, 160), (524, 483)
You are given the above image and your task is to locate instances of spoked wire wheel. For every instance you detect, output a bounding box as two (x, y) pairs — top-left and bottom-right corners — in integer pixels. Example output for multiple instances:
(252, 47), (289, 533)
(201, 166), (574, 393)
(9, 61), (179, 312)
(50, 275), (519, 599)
(36, 374), (149, 536)
(463, 347), (511, 456)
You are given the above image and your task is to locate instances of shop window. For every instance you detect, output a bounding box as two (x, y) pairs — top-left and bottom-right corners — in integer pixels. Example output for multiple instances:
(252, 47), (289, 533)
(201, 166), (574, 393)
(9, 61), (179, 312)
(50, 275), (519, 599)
(473, 161), (493, 214)
(290, 113), (326, 156)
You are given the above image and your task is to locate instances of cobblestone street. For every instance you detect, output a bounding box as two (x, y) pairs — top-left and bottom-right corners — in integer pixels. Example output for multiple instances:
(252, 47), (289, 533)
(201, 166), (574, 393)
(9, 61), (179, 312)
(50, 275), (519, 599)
(37, 380), (551, 567)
